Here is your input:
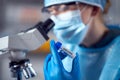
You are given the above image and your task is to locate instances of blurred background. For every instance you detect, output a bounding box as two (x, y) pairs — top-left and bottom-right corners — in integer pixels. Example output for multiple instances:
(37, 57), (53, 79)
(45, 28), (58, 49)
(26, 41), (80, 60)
(0, 0), (120, 80)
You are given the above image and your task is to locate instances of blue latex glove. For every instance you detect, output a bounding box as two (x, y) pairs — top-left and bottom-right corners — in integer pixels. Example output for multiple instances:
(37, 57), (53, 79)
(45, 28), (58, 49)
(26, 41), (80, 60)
(43, 40), (80, 80)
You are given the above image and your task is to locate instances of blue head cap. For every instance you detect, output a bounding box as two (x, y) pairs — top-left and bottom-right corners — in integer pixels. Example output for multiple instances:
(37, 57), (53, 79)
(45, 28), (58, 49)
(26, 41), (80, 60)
(44, 0), (107, 11)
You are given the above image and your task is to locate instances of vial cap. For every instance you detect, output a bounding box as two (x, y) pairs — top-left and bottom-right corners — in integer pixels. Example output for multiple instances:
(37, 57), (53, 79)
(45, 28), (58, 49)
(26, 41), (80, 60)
(55, 42), (62, 50)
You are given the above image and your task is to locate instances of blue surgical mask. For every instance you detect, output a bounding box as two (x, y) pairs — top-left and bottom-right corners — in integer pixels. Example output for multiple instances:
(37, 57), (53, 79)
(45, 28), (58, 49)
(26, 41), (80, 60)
(50, 10), (88, 44)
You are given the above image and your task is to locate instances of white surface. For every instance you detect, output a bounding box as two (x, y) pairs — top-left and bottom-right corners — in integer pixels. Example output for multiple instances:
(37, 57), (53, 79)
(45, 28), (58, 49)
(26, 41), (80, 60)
(9, 28), (46, 51)
(0, 36), (8, 50)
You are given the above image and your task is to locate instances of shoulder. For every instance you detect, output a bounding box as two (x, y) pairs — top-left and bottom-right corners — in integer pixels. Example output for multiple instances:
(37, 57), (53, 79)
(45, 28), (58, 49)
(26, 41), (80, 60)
(112, 36), (120, 44)
(107, 24), (120, 29)
(107, 24), (120, 44)
(109, 35), (120, 49)
(99, 34), (120, 80)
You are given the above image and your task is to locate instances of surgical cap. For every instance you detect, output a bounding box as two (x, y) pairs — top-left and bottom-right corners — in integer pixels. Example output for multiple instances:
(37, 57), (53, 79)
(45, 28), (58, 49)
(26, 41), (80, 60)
(44, 0), (107, 11)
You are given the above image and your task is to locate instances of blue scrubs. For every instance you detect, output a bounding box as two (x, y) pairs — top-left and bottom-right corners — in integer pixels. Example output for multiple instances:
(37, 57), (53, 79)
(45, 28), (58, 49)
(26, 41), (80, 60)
(62, 25), (120, 80)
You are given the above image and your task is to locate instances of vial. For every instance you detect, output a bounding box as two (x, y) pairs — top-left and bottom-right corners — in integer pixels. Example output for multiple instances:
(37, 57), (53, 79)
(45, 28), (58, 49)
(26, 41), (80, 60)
(55, 42), (75, 59)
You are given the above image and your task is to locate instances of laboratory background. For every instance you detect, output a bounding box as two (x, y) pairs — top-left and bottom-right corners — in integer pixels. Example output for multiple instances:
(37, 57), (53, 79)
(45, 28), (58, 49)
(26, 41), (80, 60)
(0, 0), (120, 80)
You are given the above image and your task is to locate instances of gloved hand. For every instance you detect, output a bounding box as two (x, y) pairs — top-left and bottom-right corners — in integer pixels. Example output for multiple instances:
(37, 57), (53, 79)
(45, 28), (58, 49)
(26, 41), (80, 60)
(43, 40), (80, 80)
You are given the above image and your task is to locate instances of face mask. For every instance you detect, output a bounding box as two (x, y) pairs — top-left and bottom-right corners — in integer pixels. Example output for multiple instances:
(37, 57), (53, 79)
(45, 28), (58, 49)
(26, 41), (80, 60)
(50, 9), (87, 44)
(51, 10), (82, 28)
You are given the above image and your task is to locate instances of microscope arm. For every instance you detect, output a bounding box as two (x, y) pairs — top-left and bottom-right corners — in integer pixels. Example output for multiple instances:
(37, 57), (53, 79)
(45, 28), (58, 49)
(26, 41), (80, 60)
(0, 28), (49, 60)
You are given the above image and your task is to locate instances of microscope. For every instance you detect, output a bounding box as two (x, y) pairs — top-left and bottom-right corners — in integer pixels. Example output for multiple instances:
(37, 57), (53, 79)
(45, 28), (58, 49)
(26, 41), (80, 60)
(0, 18), (54, 80)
